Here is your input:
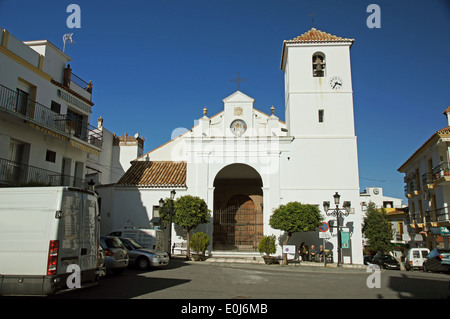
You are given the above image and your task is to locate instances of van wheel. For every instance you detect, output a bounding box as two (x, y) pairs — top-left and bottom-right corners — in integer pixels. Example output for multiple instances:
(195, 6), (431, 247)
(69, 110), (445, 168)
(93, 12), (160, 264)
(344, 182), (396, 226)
(136, 257), (150, 270)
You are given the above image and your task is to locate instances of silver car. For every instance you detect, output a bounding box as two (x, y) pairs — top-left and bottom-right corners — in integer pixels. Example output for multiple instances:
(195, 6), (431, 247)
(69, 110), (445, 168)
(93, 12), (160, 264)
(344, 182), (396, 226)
(100, 236), (129, 275)
(118, 237), (169, 270)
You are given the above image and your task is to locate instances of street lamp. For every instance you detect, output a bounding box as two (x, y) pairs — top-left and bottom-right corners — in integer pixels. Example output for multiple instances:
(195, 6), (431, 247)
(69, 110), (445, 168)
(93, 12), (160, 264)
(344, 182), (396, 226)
(159, 189), (176, 258)
(323, 192), (351, 267)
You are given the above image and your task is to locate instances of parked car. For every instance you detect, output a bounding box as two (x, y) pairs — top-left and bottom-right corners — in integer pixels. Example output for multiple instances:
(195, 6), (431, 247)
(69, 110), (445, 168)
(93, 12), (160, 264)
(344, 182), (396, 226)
(97, 244), (106, 278)
(405, 248), (429, 271)
(118, 237), (169, 270)
(423, 248), (450, 274)
(100, 236), (129, 275)
(372, 254), (400, 270)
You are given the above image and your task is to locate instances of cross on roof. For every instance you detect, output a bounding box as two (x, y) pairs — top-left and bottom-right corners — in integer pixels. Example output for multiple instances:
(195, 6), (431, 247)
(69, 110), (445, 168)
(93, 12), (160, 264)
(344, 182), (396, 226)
(230, 72), (247, 91)
(310, 12), (316, 28)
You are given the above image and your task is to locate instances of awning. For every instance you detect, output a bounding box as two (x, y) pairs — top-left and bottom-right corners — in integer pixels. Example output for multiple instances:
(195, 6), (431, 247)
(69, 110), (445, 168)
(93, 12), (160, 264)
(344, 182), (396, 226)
(429, 227), (450, 237)
(70, 139), (100, 156)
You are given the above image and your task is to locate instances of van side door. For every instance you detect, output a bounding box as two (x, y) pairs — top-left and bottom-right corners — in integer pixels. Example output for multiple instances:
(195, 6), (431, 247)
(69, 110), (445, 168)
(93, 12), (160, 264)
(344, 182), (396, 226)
(79, 194), (100, 272)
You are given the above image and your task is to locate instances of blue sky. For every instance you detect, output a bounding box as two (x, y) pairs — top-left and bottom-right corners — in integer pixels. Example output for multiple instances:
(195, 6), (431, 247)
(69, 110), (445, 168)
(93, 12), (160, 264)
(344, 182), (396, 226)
(1, 0), (449, 201)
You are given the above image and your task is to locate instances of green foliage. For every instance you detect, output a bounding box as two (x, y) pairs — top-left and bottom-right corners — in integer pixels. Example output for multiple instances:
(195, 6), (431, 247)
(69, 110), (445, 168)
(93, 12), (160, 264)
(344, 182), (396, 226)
(269, 202), (323, 235)
(160, 195), (211, 230)
(258, 235), (277, 256)
(362, 202), (393, 253)
(172, 195), (211, 230)
(190, 232), (210, 255)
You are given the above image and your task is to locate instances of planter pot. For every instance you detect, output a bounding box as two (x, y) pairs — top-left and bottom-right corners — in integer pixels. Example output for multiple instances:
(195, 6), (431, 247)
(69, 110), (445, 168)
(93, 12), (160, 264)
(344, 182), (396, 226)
(263, 256), (279, 265)
(191, 254), (206, 261)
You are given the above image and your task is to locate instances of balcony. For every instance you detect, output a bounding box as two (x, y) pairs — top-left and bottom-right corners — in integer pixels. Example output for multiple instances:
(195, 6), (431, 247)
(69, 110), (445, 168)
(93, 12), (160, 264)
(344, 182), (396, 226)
(0, 158), (84, 188)
(424, 207), (450, 225)
(0, 83), (102, 148)
(404, 178), (419, 198)
(422, 172), (434, 189)
(432, 162), (450, 183)
(435, 207), (450, 223)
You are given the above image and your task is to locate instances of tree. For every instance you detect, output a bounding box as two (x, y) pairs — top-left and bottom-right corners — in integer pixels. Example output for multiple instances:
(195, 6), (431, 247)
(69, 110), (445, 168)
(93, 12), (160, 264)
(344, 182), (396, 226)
(258, 235), (277, 257)
(269, 202), (323, 264)
(362, 202), (393, 253)
(160, 195), (211, 259)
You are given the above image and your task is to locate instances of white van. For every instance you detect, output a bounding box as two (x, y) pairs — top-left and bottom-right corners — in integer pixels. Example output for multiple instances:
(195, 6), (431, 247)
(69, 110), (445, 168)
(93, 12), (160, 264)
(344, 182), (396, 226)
(405, 248), (430, 271)
(108, 228), (167, 252)
(0, 187), (102, 296)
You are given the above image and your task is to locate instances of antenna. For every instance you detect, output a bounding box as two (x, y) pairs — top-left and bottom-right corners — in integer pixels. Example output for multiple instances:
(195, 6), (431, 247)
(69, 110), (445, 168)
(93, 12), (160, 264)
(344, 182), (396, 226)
(62, 33), (75, 53)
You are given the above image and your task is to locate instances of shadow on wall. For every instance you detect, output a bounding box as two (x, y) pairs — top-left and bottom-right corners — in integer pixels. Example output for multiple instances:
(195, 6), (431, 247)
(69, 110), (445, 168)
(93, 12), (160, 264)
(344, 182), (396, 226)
(97, 185), (154, 235)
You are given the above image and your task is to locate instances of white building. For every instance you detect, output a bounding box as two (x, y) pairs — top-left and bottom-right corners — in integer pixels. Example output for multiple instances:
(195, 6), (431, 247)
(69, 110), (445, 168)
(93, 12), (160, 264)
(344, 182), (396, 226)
(99, 28), (365, 264)
(86, 116), (145, 185)
(398, 108), (450, 250)
(0, 27), (141, 190)
(0, 28), (102, 187)
(359, 187), (404, 211)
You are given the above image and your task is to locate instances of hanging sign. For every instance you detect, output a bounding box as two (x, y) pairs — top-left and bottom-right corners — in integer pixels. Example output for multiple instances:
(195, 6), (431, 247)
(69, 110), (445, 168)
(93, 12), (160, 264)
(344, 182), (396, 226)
(341, 231), (350, 248)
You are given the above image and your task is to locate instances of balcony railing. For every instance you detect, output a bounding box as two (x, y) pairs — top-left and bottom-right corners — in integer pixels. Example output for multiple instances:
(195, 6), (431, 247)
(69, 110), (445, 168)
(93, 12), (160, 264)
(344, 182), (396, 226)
(0, 83), (101, 147)
(71, 72), (91, 92)
(0, 158), (84, 188)
(435, 207), (450, 223)
(424, 207), (450, 224)
(404, 178), (419, 197)
(432, 162), (450, 181)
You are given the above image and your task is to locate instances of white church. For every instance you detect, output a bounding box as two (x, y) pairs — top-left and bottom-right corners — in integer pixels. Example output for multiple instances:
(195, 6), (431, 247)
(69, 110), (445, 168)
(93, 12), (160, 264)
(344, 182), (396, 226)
(98, 28), (364, 265)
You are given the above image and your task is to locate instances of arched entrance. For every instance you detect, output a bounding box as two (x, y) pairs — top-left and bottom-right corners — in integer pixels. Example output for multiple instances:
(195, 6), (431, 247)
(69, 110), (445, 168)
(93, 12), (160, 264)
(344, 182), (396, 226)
(213, 164), (263, 251)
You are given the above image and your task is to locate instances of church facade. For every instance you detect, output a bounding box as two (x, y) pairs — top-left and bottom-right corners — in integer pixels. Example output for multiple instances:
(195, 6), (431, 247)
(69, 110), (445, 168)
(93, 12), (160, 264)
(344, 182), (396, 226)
(99, 28), (364, 264)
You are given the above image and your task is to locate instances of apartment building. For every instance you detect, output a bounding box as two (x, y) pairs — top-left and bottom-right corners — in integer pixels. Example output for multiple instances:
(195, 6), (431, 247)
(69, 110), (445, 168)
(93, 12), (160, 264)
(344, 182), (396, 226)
(0, 28), (102, 187)
(398, 108), (450, 249)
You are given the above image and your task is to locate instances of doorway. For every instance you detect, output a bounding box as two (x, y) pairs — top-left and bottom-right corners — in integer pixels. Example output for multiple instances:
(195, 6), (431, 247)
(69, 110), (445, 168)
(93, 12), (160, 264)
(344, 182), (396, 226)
(213, 164), (263, 251)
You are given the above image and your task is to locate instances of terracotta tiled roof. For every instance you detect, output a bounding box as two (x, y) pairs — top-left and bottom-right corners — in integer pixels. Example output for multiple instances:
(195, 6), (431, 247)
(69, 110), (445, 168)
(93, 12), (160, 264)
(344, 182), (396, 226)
(285, 28), (355, 45)
(281, 28), (354, 70)
(117, 161), (187, 187)
(437, 126), (450, 134)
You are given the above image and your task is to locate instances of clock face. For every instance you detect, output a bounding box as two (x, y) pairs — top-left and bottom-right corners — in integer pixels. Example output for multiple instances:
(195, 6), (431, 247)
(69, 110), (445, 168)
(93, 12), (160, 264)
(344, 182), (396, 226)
(329, 76), (343, 90)
(373, 188), (379, 195)
(230, 119), (247, 136)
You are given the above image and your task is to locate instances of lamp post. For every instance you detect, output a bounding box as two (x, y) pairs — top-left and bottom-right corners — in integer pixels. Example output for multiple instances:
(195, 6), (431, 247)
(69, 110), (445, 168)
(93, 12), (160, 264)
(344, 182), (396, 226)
(323, 192), (351, 267)
(159, 189), (176, 258)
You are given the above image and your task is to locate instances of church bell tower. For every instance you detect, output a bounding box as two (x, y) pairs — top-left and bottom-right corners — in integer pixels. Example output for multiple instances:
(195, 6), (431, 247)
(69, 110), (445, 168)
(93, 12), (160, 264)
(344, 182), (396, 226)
(280, 28), (356, 138)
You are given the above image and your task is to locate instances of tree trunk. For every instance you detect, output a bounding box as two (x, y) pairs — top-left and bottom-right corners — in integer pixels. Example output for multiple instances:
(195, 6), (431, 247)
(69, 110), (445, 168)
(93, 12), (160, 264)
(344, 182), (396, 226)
(283, 232), (292, 265)
(186, 228), (191, 260)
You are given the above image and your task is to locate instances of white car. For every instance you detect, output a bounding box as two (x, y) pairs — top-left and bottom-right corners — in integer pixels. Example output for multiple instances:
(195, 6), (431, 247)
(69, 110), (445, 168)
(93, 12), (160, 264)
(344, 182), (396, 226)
(118, 238), (169, 270)
(405, 248), (429, 271)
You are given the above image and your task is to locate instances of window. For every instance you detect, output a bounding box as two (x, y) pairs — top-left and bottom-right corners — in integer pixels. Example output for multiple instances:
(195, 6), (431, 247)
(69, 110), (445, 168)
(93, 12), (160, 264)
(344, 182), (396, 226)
(67, 109), (86, 139)
(16, 89), (29, 115)
(45, 150), (56, 163)
(318, 109), (324, 123)
(51, 101), (61, 114)
(312, 52), (326, 77)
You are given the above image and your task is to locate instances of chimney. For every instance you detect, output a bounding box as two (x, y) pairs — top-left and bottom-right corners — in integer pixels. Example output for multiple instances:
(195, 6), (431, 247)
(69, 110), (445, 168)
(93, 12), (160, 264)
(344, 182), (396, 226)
(63, 64), (72, 88)
(98, 116), (103, 128)
(443, 107), (450, 127)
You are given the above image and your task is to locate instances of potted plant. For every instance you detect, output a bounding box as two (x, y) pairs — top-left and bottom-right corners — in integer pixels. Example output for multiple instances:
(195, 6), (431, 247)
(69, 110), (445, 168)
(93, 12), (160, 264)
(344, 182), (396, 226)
(258, 235), (279, 264)
(190, 232), (210, 261)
